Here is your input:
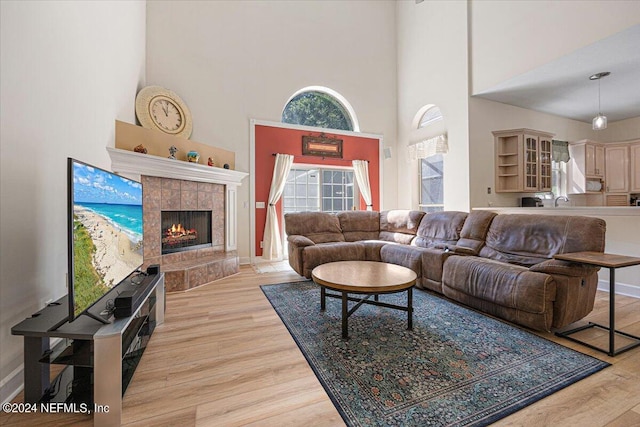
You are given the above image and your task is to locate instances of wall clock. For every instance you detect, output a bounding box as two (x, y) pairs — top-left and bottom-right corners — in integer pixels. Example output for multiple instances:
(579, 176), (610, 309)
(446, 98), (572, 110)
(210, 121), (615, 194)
(135, 86), (193, 139)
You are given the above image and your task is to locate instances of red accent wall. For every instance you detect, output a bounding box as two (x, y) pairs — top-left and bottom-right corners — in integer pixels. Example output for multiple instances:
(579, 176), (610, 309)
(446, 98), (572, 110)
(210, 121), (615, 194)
(255, 124), (380, 257)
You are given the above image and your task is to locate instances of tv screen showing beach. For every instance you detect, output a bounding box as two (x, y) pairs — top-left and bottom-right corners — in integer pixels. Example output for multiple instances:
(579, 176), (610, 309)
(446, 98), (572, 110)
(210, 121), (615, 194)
(70, 159), (143, 319)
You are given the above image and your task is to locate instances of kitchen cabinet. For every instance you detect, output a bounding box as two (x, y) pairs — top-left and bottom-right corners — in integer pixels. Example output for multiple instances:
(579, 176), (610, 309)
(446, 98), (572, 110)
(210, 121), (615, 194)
(568, 140), (605, 194)
(586, 143), (605, 177)
(631, 142), (640, 193)
(604, 144), (629, 193)
(493, 128), (554, 193)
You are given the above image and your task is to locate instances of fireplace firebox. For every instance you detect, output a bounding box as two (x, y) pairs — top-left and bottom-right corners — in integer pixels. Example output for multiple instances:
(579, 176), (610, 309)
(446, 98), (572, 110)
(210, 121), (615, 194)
(161, 211), (212, 254)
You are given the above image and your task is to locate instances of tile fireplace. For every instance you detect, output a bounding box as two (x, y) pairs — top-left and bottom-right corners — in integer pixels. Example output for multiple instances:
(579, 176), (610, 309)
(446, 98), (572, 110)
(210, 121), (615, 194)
(108, 147), (248, 292)
(141, 176), (235, 291)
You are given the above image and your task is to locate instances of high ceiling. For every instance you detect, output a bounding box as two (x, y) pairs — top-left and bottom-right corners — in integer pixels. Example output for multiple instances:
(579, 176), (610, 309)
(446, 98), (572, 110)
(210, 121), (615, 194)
(474, 25), (640, 124)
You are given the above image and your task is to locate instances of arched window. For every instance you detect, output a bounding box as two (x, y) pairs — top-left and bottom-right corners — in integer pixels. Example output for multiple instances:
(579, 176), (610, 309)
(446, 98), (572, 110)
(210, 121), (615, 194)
(412, 105), (446, 213)
(418, 106), (443, 128)
(282, 87), (358, 132)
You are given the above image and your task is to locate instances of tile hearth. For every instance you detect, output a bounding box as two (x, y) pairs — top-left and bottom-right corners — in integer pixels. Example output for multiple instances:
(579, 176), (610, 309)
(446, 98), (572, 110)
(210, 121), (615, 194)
(163, 252), (239, 292)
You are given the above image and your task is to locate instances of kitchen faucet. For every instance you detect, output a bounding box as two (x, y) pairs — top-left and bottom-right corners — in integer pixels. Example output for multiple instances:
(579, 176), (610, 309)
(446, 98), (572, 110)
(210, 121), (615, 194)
(554, 196), (569, 207)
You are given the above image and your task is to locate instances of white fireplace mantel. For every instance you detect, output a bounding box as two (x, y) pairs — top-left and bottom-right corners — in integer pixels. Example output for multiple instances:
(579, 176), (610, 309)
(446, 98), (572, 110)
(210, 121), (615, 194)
(107, 147), (248, 185)
(108, 147), (248, 251)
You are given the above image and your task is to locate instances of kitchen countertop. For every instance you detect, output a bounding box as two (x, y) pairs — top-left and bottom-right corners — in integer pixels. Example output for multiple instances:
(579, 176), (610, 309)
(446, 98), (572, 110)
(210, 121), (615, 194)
(474, 206), (640, 216)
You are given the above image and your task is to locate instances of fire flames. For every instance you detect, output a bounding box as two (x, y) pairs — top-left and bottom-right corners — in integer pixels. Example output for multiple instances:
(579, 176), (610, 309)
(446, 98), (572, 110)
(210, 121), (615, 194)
(163, 223), (197, 245)
(168, 223), (196, 237)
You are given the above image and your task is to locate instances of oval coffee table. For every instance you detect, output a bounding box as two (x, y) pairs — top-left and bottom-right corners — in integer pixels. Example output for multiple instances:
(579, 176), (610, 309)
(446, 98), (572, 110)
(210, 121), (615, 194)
(311, 261), (417, 339)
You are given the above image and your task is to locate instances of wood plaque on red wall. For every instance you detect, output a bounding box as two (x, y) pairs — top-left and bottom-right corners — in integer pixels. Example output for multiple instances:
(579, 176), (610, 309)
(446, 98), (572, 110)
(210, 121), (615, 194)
(302, 135), (343, 158)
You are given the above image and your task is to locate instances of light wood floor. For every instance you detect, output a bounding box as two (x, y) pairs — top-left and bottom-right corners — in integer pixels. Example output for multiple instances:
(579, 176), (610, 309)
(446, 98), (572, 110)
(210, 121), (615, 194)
(3, 265), (640, 426)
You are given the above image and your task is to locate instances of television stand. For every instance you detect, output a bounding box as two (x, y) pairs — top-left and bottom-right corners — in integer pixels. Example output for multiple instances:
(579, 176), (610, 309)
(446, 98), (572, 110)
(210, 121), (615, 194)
(11, 272), (164, 426)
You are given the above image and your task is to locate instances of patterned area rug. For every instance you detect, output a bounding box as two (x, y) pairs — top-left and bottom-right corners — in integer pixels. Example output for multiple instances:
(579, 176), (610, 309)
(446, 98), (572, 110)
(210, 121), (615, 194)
(261, 281), (609, 427)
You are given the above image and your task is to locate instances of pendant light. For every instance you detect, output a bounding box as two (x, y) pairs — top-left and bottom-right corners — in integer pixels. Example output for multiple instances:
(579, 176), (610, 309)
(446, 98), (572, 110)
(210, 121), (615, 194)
(590, 71), (610, 130)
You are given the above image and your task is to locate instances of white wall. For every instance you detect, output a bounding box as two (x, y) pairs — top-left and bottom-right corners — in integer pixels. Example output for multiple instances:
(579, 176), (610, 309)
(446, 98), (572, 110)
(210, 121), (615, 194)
(396, 0), (470, 211)
(470, 0), (640, 94)
(593, 116), (640, 143)
(598, 213), (640, 291)
(145, 0), (398, 261)
(0, 1), (145, 402)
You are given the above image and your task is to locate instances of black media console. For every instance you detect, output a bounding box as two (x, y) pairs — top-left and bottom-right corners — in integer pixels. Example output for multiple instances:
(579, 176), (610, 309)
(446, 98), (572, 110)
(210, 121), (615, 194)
(11, 272), (165, 426)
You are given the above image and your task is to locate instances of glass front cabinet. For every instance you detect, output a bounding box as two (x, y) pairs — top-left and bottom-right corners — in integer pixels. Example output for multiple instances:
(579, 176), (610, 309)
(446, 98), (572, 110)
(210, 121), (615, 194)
(494, 129), (554, 193)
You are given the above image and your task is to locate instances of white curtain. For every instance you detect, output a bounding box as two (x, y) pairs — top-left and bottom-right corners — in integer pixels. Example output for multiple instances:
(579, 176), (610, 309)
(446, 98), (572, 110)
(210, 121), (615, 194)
(262, 153), (294, 260)
(407, 134), (448, 161)
(352, 160), (373, 211)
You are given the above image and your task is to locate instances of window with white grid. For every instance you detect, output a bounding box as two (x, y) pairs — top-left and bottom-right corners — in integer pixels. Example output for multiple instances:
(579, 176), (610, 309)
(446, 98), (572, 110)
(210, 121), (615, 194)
(283, 168), (356, 214)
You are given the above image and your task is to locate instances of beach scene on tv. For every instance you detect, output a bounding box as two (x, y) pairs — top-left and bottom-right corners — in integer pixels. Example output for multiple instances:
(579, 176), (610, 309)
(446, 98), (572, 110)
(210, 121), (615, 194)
(72, 162), (143, 316)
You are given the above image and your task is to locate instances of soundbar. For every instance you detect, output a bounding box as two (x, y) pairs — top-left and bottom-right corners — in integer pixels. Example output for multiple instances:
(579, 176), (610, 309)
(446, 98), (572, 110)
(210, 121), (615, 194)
(114, 267), (160, 318)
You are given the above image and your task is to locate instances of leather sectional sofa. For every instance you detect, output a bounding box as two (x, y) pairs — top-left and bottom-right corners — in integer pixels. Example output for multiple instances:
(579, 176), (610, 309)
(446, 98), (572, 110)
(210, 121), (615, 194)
(284, 210), (606, 332)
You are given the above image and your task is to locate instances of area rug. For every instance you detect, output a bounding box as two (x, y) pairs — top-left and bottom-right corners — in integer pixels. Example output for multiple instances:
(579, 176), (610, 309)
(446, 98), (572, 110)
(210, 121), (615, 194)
(261, 281), (609, 427)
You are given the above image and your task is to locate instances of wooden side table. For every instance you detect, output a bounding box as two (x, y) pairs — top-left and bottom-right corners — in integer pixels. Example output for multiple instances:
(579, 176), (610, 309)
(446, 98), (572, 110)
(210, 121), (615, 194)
(553, 251), (640, 356)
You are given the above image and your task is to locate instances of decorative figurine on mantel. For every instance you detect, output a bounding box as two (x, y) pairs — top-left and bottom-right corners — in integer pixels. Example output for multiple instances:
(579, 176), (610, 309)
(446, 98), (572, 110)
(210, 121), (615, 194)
(133, 144), (147, 154)
(223, 163), (230, 169)
(168, 145), (178, 159)
(207, 157), (214, 167)
(187, 150), (200, 163)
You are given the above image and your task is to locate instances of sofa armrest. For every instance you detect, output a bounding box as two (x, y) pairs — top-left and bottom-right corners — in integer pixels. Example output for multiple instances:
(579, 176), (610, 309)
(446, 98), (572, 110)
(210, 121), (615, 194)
(286, 235), (316, 277)
(529, 259), (600, 277)
(287, 235), (315, 248)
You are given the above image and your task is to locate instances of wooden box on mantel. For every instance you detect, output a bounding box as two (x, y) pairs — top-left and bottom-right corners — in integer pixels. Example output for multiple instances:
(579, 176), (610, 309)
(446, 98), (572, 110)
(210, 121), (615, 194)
(115, 120), (235, 170)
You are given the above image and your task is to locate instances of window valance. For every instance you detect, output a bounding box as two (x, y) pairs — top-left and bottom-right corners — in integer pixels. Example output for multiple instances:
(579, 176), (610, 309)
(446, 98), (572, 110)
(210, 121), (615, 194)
(408, 134), (448, 160)
(552, 140), (570, 163)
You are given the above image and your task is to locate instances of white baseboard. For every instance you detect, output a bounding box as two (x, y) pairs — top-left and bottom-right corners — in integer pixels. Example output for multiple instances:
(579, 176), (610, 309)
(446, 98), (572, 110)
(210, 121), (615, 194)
(239, 256), (252, 265)
(1, 365), (24, 405)
(597, 280), (640, 298)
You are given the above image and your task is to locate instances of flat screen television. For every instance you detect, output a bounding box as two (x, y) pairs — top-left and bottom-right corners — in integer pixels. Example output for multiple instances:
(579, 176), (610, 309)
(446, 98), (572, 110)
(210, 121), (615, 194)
(67, 158), (143, 323)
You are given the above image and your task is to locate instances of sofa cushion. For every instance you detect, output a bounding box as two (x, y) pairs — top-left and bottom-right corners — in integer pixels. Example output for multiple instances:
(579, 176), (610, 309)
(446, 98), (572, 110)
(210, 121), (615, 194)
(413, 211), (467, 248)
(337, 211), (380, 242)
(479, 214), (606, 266)
(456, 210), (497, 255)
(284, 212), (344, 244)
(379, 210), (425, 244)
